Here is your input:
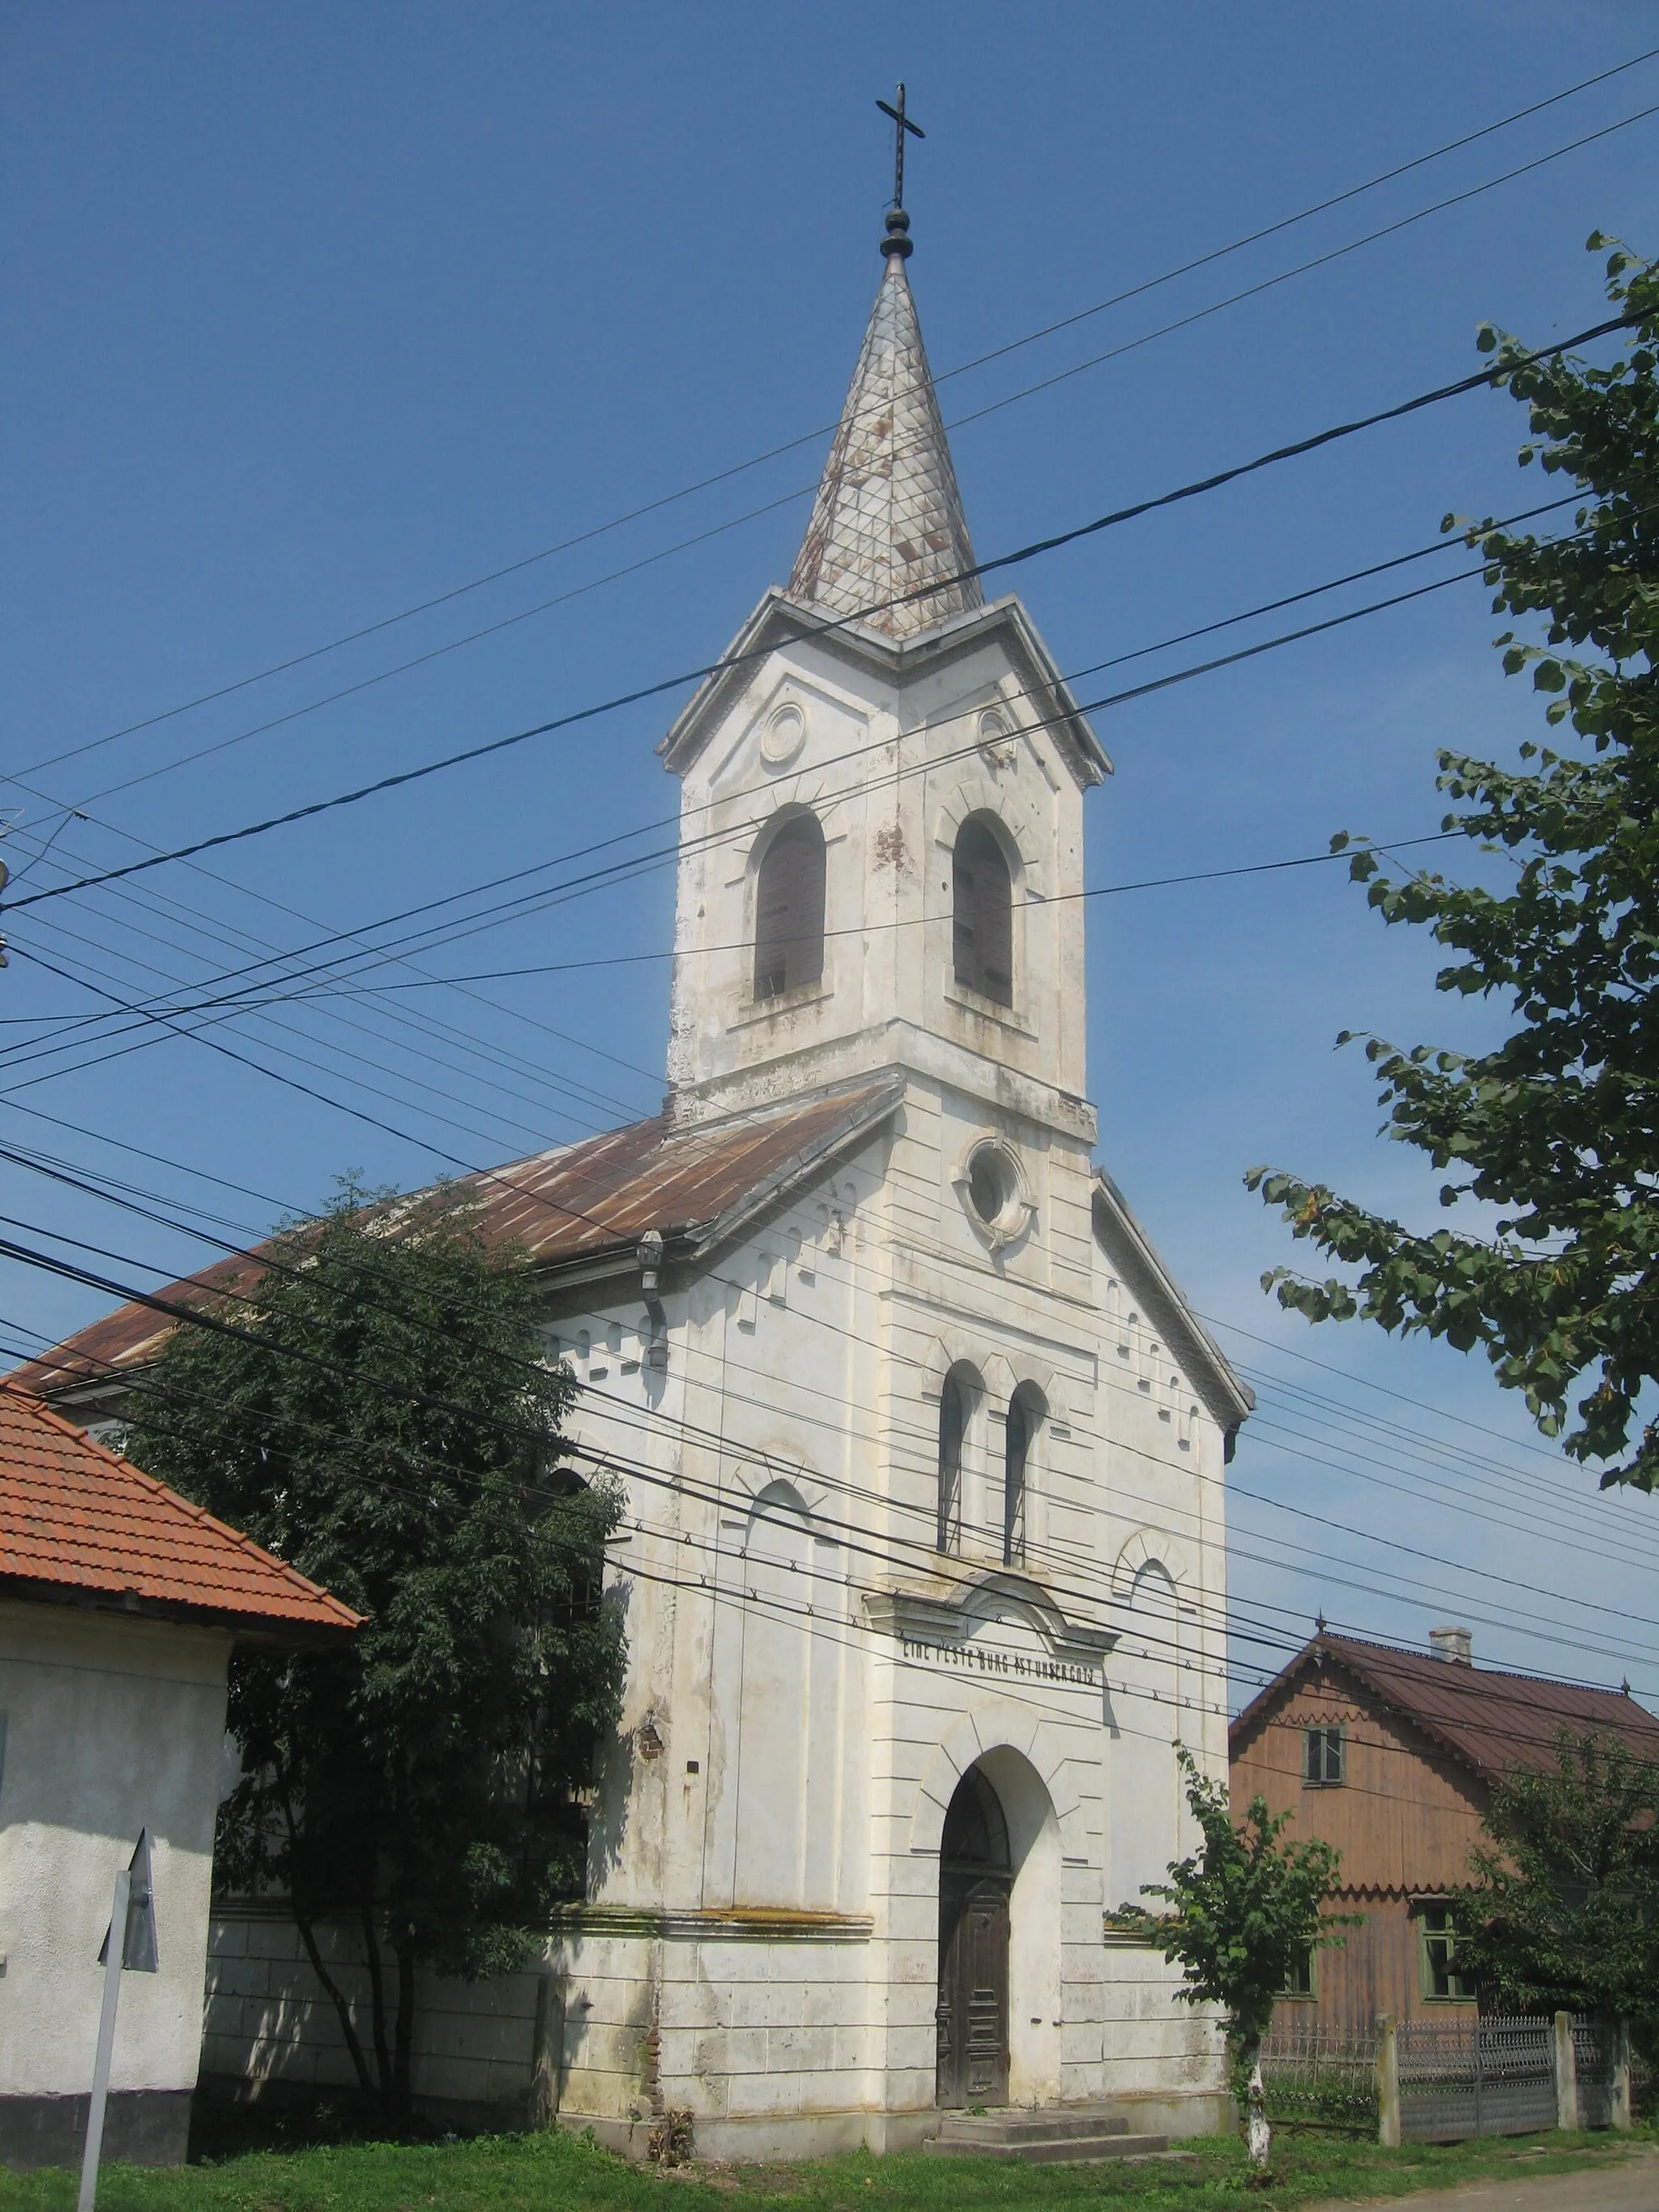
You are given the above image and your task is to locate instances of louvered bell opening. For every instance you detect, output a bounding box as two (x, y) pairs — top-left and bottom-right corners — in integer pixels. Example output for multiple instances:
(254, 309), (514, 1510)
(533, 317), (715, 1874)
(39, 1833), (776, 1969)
(753, 815), (827, 1001)
(952, 819), (1013, 1007)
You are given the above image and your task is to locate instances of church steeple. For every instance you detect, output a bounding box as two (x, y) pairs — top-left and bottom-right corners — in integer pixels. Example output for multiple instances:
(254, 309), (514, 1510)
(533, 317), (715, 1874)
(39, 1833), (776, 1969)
(661, 113), (1107, 1127)
(787, 206), (983, 642)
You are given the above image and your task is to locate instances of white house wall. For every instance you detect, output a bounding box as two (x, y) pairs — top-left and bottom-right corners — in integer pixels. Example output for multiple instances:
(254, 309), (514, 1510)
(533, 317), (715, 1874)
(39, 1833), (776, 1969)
(0, 1600), (232, 2168)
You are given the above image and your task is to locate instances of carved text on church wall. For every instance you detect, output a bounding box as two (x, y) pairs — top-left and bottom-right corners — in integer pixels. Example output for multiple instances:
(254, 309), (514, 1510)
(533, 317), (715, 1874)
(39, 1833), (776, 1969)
(899, 1636), (1098, 1686)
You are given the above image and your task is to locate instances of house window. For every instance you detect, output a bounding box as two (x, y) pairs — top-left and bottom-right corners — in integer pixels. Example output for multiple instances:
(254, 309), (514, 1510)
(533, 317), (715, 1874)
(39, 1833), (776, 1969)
(1303, 1725), (1344, 1787)
(952, 817), (1013, 1006)
(1281, 1947), (1316, 2000)
(936, 1370), (966, 1555)
(1418, 1905), (1476, 2001)
(753, 813), (826, 1000)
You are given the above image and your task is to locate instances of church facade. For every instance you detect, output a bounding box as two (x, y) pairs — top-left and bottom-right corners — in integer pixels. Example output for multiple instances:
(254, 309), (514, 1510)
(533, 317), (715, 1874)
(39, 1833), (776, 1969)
(21, 208), (1247, 2157)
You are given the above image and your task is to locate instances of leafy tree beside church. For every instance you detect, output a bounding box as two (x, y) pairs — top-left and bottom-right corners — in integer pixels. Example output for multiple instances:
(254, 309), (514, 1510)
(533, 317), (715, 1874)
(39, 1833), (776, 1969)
(122, 1183), (625, 2120)
(1450, 1730), (1659, 2056)
(1250, 239), (1659, 1494)
(1129, 1750), (1351, 2172)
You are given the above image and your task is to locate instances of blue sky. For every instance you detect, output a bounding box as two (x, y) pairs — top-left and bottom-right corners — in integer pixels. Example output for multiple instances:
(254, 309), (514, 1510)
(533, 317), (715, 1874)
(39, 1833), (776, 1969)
(6, 2), (1659, 1708)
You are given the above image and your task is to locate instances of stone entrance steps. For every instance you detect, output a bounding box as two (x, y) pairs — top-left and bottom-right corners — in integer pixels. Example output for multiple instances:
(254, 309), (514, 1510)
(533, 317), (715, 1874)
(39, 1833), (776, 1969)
(924, 2103), (1170, 2163)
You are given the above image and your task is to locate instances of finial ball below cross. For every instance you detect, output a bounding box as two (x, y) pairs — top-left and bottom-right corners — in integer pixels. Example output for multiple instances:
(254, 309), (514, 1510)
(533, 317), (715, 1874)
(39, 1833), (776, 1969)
(876, 83), (923, 259)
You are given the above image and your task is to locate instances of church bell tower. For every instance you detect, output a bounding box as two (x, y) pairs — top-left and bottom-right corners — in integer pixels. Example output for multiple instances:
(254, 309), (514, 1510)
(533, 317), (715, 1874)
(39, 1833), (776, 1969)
(659, 194), (1111, 1144)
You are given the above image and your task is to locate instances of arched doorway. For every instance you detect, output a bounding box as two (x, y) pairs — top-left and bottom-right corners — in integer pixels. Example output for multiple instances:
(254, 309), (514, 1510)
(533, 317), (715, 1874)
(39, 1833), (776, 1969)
(935, 1765), (1011, 2108)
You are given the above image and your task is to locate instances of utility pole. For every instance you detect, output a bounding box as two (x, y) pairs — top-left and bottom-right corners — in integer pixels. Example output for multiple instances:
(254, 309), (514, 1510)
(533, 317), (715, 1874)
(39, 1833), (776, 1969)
(78, 1831), (158, 2212)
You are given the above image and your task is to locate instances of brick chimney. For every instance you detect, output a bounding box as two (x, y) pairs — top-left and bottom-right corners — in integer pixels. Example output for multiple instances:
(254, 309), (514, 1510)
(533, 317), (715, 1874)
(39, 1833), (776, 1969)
(1430, 1626), (1473, 1666)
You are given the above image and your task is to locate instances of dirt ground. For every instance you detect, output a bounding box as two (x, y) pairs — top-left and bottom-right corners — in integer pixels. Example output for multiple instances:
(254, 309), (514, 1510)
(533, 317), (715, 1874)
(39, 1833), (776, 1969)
(1306, 2142), (1659, 2212)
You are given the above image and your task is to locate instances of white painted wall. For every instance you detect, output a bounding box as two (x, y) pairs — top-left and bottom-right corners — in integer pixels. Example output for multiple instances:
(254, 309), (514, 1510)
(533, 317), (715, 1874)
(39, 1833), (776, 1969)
(0, 1600), (231, 2099)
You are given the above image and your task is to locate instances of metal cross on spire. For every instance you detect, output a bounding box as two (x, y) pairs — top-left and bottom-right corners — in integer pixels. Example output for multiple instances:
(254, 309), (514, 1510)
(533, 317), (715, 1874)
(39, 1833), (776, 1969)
(876, 83), (924, 211)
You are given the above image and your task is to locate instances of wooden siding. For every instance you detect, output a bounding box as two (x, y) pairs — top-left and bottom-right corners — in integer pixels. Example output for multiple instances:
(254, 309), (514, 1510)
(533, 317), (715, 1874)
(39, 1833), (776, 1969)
(1275, 1898), (1475, 2031)
(1233, 1662), (1485, 2030)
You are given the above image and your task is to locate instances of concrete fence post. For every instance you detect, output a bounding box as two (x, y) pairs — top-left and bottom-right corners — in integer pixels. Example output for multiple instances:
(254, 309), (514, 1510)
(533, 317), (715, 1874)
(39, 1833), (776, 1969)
(1610, 2018), (1632, 2133)
(1552, 2011), (1578, 2133)
(1376, 2014), (1401, 2149)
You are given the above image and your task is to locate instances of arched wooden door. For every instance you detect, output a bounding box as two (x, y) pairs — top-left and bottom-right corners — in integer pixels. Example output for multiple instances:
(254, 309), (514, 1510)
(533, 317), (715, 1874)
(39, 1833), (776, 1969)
(935, 1766), (1011, 2108)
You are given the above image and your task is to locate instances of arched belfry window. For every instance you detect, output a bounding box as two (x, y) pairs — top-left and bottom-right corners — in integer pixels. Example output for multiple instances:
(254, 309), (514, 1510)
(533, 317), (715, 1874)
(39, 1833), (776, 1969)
(1003, 1386), (1039, 1566)
(754, 813), (826, 1001)
(953, 818), (1013, 1006)
(936, 1369), (968, 1554)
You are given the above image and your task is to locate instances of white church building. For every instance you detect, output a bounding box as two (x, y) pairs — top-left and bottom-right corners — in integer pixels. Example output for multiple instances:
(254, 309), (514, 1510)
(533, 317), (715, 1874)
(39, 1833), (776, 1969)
(25, 202), (1250, 2158)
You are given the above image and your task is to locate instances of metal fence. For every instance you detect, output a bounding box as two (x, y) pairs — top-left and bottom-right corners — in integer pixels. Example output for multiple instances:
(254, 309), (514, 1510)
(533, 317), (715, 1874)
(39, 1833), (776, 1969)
(1397, 2014), (1557, 2142)
(1265, 2012), (1628, 2144)
(1261, 2023), (1379, 2131)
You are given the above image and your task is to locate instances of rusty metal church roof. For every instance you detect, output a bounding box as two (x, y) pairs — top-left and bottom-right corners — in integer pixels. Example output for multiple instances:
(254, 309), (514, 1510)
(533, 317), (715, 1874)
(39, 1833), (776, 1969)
(787, 211), (983, 641)
(11, 1079), (903, 1403)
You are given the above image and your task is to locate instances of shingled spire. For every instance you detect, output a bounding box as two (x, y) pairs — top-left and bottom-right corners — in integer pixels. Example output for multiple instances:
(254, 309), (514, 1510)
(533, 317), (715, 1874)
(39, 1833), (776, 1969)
(788, 211), (983, 641)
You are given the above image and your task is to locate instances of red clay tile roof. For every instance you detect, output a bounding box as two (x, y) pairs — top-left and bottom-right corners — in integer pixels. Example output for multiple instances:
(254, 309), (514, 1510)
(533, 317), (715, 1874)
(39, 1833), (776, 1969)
(0, 1385), (360, 1639)
(1231, 1630), (1659, 1784)
(9, 1079), (902, 1399)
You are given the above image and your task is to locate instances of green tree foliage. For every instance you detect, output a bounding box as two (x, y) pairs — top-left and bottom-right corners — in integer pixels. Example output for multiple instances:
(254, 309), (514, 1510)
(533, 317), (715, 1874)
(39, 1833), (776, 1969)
(122, 1183), (626, 2118)
(1248, 240), (1659, 1491)
(1452, 1729), (1659, 2054)
(1128, 1750), (1354, 2169)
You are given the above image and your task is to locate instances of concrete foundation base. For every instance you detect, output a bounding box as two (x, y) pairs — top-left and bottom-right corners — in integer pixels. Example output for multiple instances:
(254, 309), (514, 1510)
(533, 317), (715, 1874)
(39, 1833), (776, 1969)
(558, 2091), (1224, 2164)
(559, 2104), (940, 2162)
(1107, 2089), (1230, 2141)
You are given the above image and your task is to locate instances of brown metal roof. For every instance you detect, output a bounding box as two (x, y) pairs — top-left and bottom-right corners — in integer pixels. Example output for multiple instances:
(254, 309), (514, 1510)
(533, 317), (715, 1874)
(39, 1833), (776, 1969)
(10, 1078), (902, 1399)
(1231, 1630), (1659, 1784)
(0, 1385), (360, 1639)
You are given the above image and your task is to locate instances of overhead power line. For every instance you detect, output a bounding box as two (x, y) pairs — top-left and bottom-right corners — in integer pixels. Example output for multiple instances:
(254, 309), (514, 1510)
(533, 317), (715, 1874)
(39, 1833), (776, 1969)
(0, 106), (1644, 1187)
(0, 482), (1593, 1103)
(2, 1204), (1652, 1681)
(6, 1046), (1655, 1692)
(4, 303), (1638, 923)
(34, 89), (1659, 823)
(0, 500), (1609, 1104)
(11, 485), (1584, 1069)
(16, 43), (1656, 794)
(5, 829), (1465, 1054)
(8, 1279), (1632, 1749)
(14, 1296), (1626, 1764)
(21, 481), (1616, 1075)
(10, 1082), (1653, 1609)
(4, 1088), (1657, 1669)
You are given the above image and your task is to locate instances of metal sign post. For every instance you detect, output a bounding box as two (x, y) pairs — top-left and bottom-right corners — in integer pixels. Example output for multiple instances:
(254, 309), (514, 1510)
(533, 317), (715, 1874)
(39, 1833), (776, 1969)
(77, 1832), (158, 2212)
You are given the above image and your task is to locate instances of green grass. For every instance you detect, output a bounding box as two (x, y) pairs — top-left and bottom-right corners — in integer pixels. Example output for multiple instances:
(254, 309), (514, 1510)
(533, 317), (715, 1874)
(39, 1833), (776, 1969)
(3, 2120), (1652, 2212)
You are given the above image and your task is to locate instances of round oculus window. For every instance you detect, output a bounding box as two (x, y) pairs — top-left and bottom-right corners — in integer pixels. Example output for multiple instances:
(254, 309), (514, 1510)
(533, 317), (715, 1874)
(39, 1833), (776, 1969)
(760, 700), (807, 767)
(966, 1144), (1017, 1229)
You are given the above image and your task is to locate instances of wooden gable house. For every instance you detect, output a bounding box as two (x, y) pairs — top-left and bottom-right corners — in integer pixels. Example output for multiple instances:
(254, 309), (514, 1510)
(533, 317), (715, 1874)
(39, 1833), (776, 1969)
(1229, 1629), (1659, 2032)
